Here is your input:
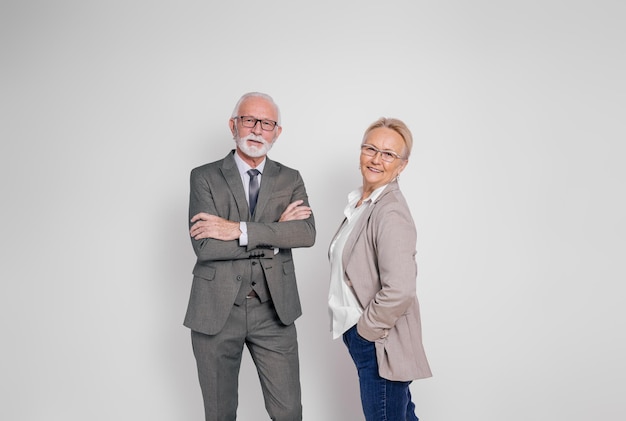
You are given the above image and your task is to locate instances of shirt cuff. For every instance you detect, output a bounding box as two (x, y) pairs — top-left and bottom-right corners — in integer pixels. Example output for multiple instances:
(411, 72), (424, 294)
(239, 221), (248, 246)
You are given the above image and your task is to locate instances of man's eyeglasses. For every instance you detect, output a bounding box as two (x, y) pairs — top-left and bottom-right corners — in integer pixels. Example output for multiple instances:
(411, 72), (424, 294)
(360, 144), (406, 163)
(235, 116), (278, 131)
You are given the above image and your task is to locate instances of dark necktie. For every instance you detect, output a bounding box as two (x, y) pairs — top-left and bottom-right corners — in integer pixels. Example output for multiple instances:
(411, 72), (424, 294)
(247, 169), (260, 215)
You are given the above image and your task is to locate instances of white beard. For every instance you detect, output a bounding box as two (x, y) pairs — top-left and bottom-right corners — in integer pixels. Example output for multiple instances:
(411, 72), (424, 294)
(235, 133), (274, 158)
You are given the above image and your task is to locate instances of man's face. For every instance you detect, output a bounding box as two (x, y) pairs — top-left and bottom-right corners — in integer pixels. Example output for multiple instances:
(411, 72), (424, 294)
(229, 97), (282, 159)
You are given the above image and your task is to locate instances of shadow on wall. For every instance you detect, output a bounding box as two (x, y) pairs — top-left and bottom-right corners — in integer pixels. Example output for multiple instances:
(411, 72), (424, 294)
(155, 186), (206, 420)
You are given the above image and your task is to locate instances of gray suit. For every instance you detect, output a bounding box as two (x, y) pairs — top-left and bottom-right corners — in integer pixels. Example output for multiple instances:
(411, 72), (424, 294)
(185, 150), (315, 420)
(339, 180), (431, 381)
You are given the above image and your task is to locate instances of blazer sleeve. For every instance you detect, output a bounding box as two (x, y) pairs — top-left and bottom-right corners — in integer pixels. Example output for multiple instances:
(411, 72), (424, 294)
(357, 199), (418, 341)
(246, 170), (316, 250)
(188, 166), (255, 262)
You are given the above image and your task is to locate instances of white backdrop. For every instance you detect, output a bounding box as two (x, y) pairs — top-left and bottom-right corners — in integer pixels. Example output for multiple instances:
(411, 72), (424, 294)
(2, 1), (625, 420)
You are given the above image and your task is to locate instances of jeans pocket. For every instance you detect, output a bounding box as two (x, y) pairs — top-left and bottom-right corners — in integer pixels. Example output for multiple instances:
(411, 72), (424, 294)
(354, 329), (372, 344)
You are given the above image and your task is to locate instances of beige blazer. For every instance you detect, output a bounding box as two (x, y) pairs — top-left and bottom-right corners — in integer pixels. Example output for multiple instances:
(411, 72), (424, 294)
(339, 181), (432, 381)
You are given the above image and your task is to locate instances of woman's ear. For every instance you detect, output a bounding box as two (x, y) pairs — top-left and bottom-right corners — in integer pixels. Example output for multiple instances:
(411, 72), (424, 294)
(397, 158), (408, 175)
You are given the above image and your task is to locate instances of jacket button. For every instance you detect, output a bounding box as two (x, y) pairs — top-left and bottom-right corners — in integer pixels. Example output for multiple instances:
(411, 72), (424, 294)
(251, 281), (257, 286)
(236, 276), (242, 281)
(252, 261), (257, 266)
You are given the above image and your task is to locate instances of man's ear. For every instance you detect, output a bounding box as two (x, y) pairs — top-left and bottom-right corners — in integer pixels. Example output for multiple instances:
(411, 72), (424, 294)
(274, 126), (282, 141)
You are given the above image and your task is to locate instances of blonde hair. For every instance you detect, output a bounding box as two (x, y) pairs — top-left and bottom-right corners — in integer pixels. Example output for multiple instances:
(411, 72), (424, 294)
(362, 117), (413, 158)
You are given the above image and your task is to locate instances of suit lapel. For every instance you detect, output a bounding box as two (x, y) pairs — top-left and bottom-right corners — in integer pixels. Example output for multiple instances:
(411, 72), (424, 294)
(252, 158), (279, 221)
(220, 151), (251, 221)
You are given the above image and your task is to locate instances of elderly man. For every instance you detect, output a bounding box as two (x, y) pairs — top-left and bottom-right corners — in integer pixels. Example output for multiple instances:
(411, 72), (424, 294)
(185, 92), (316, 420)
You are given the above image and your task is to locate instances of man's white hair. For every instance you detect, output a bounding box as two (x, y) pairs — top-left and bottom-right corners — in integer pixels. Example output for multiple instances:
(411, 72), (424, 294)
(231, 92), (281, 125)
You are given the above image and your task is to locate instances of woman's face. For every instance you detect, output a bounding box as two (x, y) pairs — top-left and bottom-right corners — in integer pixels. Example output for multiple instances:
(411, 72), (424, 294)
(359, 127), (408, 192)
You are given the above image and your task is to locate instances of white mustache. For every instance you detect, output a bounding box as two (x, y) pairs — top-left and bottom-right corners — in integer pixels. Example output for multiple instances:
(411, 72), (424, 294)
(242, 134), (268, 145)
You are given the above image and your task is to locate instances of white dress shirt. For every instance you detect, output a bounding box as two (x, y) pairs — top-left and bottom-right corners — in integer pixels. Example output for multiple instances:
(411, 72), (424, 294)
(233, 151), (265, 246)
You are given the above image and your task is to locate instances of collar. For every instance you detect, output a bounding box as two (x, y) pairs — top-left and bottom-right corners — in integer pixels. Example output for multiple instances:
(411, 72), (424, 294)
(233, 150), (266, 177)
(347, 183), (389, 208)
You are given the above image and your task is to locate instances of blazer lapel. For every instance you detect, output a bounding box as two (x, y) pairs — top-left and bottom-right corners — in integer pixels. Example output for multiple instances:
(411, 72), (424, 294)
(341, 202), (374, 268)
(251, 158), (279, 221)
(220, 151), (251, 221)
(340, 181), (400, 268)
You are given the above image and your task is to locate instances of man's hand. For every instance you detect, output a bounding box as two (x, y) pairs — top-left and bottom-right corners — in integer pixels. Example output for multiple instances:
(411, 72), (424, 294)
(190, 213), (241, 241)
(279, 200), (312, 222)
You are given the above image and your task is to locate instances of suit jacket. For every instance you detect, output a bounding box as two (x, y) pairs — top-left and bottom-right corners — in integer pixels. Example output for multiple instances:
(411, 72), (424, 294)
(338, 180), (431, 381)
(184, 150), (316, 335)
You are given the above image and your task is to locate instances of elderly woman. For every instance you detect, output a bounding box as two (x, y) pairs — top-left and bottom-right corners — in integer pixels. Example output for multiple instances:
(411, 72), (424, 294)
(329, 117), (432, 420)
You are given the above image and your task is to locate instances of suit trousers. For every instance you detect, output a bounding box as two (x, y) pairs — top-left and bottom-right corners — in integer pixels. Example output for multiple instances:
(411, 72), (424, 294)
(191, 297), (302, 421)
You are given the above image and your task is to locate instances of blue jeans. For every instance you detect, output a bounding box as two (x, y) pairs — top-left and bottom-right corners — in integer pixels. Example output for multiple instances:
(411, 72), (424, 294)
(343, 325), (419, 421)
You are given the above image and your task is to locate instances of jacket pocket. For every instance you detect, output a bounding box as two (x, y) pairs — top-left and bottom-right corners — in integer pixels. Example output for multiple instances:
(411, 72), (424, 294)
(192, 265), (216, 281)
(282, 260), (295, 275)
